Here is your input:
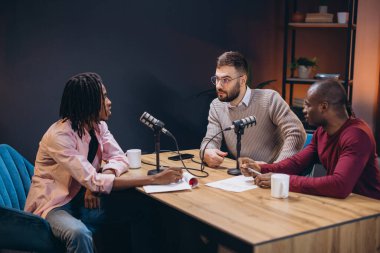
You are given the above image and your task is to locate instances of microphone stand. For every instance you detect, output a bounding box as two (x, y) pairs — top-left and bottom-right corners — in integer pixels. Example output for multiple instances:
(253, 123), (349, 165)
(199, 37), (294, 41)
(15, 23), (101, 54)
(227, 123), (245, 176)
(147, 126), (164, 175)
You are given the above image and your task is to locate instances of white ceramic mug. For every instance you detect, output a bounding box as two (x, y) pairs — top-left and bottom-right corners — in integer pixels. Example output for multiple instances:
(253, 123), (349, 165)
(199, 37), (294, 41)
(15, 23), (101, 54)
(271, 174), (290, 198)
(126, 149), (141, 169)
(337, 12), (349, 24)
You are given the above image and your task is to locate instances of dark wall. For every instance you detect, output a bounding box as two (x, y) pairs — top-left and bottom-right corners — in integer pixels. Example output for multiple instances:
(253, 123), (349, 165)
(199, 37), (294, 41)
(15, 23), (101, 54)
(0, 0), (284, 161)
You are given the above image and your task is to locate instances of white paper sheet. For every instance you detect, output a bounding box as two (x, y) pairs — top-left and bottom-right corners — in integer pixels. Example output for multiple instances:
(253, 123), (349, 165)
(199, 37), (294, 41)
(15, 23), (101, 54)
(143, 172), (197, 193)
(205, 175), (258, 192)
(143, 180), (192, 193)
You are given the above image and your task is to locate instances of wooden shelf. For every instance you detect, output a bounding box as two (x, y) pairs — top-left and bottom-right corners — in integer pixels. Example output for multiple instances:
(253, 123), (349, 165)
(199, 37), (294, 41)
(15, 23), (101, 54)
(282, 0), (357, 108)
(288, 23), (356, 29)
(286, 78), (317, 84)
(286, 78), (353, 85)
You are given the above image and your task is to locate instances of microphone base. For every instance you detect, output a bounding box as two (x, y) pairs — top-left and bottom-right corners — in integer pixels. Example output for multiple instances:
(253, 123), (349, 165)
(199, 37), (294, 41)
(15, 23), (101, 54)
(147, 167), (165, 176)
(227, 168), (242, 176)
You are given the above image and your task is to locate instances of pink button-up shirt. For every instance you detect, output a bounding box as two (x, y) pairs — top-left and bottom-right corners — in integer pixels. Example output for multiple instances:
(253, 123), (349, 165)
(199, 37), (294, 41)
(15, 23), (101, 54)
(24, 119), (129, 218)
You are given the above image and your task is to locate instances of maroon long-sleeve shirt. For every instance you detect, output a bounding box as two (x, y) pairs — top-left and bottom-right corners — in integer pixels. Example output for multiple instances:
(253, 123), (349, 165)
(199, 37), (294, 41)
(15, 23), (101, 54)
(260, 118), (380, 200)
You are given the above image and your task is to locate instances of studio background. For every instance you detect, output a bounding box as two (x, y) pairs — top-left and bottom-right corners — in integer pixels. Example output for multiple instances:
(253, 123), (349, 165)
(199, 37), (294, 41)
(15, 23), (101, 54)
(0, 0), (355, 161)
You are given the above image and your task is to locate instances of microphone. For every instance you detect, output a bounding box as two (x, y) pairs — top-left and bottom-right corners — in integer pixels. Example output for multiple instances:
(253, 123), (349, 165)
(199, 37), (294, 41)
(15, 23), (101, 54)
(224, 116), (257, 131)
(140, 112), (174, 138)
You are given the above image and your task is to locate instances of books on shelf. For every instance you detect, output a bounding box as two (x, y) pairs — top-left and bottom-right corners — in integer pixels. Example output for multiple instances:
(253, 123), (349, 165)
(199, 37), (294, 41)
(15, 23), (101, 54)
(305, 13), (333, 23)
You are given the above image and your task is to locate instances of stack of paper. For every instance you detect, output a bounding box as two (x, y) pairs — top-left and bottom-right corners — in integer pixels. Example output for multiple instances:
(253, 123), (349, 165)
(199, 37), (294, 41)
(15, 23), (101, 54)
(305, 13), (333, 23)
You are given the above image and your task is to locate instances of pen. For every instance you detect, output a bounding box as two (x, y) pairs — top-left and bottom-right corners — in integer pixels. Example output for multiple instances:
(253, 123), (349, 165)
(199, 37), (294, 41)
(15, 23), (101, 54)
(248, 167), (262, 175)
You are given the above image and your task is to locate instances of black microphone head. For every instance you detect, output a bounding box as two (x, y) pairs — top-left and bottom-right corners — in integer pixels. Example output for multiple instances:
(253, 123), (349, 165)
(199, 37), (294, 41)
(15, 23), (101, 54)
(242, 116), (256, 127)
(232, 116), (256, 129)
(140, 112), (165, 130)
(252, 116), (257, 125)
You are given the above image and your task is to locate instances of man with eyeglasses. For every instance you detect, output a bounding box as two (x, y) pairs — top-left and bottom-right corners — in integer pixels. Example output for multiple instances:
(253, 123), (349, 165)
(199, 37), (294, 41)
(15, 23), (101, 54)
(200, 51), (306, 169)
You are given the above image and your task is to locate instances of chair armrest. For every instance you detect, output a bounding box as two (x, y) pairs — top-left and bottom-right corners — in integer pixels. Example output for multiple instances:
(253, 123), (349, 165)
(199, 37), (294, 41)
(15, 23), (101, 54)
(0, 206), (63, 252)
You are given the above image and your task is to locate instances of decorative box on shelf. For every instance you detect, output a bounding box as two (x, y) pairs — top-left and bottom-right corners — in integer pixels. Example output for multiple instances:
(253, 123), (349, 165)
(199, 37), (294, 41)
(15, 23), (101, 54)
(314, 73), (340, 79)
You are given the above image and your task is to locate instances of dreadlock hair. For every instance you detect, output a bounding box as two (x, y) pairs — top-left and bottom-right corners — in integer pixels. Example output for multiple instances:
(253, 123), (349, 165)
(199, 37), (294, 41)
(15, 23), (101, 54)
(59, 72), (104, 138)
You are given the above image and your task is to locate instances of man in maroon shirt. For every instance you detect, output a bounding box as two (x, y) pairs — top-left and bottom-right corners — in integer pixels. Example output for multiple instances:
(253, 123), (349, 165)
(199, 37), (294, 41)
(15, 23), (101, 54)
(240, 79), (380, 199)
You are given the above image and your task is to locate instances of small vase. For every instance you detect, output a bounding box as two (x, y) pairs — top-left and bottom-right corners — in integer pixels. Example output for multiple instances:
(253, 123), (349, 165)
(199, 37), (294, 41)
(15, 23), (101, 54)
(298, 66), (312, 79)
(319, 5), (328, 13)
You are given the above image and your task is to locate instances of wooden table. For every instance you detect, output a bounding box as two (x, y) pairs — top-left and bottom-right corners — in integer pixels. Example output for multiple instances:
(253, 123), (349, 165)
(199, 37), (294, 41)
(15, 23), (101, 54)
(127, 149), (380, 253)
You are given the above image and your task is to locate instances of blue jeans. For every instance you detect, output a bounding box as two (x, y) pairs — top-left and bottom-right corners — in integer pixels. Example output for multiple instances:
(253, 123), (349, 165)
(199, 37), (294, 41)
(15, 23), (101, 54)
(46, 188), (157, 253)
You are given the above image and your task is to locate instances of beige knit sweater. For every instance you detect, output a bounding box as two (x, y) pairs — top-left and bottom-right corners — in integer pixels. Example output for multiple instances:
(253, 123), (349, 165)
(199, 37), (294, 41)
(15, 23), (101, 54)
(200, 89), (306, 163)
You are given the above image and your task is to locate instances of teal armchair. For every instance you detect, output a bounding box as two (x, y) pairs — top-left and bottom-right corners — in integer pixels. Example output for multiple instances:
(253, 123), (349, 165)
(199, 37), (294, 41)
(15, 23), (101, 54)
(299, 133), (316, 177)
(0, 144), (63, 252)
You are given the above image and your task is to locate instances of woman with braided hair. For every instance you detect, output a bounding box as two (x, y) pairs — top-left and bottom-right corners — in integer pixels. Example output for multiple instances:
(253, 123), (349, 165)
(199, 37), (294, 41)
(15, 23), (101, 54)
(25, 72), (182, 253)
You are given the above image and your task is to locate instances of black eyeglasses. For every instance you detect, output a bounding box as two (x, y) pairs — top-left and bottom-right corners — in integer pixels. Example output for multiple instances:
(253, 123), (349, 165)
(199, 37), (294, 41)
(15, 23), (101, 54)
(211, 75), (243, 87)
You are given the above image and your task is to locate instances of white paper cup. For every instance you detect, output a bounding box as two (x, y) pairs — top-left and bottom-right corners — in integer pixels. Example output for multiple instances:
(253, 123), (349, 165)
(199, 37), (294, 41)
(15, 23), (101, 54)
(183, 172), (198, 188)
(271, 174), (290, 198)
(337, 12), (349, 24)
(127, 149), (141, 169)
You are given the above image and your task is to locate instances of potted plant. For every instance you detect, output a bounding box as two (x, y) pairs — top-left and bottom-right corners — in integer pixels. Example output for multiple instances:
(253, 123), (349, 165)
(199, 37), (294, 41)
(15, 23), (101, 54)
(291, 57), (318, 79)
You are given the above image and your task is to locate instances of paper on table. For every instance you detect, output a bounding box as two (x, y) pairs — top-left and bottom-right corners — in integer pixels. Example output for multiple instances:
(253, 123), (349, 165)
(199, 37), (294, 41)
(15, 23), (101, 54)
(143, 172), (198, 193)
(205, 175), (258, 192)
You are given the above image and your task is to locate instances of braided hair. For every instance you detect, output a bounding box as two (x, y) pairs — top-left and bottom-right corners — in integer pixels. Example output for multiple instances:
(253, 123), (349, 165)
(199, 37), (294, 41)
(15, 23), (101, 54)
(59, 72), (104, 138)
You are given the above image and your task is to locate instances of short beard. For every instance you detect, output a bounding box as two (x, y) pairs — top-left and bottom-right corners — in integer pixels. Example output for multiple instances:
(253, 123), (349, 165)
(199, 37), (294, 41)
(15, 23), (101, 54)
(308, 117), (326, 127)
(218, 80), (240, 102)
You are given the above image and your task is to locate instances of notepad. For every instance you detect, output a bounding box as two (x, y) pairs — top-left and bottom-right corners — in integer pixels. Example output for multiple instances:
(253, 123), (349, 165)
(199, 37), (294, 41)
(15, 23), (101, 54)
(143, 172), (198, 193)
